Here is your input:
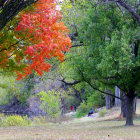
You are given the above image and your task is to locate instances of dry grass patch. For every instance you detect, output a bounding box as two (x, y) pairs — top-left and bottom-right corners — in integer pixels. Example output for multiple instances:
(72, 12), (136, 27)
(0, 119), (139, 140)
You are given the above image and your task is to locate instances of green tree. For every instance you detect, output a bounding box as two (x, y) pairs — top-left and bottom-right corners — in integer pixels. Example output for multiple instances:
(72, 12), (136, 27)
(61, 0), (140, 125)
(0, 72), (18, 105)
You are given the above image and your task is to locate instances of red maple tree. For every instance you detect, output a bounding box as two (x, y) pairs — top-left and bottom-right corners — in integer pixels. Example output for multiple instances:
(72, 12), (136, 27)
(2, 0), (71, 79)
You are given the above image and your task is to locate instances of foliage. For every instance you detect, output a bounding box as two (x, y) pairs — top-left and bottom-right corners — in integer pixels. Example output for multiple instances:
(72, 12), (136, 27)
(61, 0), (140, 92)
(61, 0), (140, 125)
(75, 101), (89, 118)
(15, 92), (31, 106)
(0, 0), (71, 79)
(61, 0), (140, 126)
(0, 73), (21, 105)
(64, 95), (80, 109)
(75, 91), (105, 118)
(0, 115), (31, 127)
(15, 0), (71, 79)
(33, 116), (47, 124)
(38, 90), (61, 119)
(16, 73), (35, 106)
(0, 72), (35, 106)
(87, 92), (105, 108)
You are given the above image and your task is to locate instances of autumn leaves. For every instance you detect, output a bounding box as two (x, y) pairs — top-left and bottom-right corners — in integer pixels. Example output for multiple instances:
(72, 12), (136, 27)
(14, 0), (71, 79)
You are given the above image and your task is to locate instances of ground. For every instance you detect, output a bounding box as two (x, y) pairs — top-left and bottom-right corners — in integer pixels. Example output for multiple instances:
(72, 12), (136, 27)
(0, 120), (140, 140)
(0, 101), (140, 140)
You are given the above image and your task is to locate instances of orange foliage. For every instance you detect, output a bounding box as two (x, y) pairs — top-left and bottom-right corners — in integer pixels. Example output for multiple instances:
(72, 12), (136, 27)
(14, 0), (71, 79)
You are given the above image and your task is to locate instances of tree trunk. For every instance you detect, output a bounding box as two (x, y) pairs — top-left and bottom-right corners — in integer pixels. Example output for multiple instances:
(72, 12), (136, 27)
(105, 88), (113, 109)
(133, 96), (137, 115)
(115, 86), (121, 106)
(125, 89), (136, 126)
(125, 95), (134, 126)
(121, 90), (136, 120)
(121, 91), (127, 118)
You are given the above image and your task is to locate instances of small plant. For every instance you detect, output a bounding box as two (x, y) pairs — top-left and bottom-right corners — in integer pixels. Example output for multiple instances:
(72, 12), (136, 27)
(75, 112), (87, 118)
(99, 108), (108, 117)
(0, 115), (31, 127)
(87, 92), (105, 108)
(33, 116), (47, 124)
(75, 101), (89, 118)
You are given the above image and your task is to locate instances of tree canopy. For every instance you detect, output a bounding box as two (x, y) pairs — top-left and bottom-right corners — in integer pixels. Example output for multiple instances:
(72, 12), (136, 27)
(0, 0), (71, 79)
(61, 0), (140, 125)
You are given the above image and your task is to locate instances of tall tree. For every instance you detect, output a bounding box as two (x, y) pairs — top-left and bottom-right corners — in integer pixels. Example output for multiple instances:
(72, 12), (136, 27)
(61, 0), (140, 125)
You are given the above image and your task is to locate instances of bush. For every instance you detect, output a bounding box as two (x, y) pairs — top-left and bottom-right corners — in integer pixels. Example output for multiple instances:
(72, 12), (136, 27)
(75, 112), (87, 118)
(0, 115), (31, 127)
(33, 116), (48, 124)
(87, 92), (105, 108)
(98, 109), (108, 117)
(38, 90), (61, 119)
(75, 101), (89, 118)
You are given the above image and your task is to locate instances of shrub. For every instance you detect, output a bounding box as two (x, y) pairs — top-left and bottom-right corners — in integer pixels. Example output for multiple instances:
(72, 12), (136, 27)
(33, 116), (47, 124)
(87, 92), (105, 108)
(98, 108), (108, 117)
(0, 115), (31, 127)
(38, 90), (61, 119)
(75, 112), (87, 118)
(75, 101), (89, 118)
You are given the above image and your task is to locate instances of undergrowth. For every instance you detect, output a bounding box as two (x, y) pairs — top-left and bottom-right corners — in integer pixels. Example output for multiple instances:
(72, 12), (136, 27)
(0, 114), (31, 127)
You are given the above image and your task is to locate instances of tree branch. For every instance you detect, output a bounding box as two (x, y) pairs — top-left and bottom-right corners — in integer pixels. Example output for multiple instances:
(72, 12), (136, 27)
(77, 67), (122, 100)
(0, 39), (22, 52)
(86, 80), (122, 100)
(58, 78), (81, 86)
(0, 0), (38, 31)
(109, 0), (140, 25)
(71, 44), (84, 48)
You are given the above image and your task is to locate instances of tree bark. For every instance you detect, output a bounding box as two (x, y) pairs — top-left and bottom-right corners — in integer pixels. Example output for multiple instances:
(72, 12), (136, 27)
(133, 97), (137, 115)
(105, 88), (113, 109)
(109, 0), (140, 25)
(115, 86), (121, 106)
(125, 89), (136, 126)
(125, 95), (134, 126)
(121, 91), (127, 118)
(0, 0), (38, 31)
(121, 90), (136, 126)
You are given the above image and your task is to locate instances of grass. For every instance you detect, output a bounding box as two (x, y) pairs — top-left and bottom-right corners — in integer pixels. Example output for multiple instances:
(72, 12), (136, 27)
(0, 100), (140, 140)
(0, 120), (140, 140)
(0, 115), (140, 140)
